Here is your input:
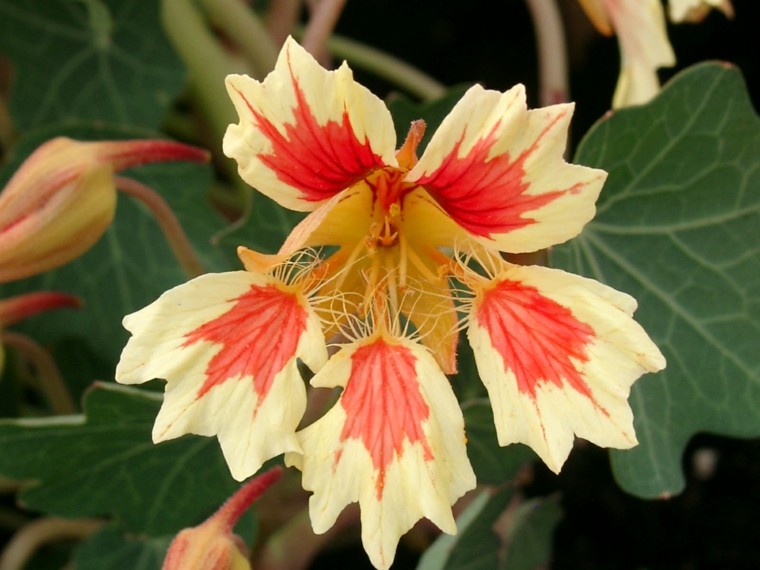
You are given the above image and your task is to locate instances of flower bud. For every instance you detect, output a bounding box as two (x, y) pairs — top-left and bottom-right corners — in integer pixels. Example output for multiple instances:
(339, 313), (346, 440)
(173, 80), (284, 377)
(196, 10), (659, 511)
(0, 137), (208, 283)
(162, 467), (282, 570)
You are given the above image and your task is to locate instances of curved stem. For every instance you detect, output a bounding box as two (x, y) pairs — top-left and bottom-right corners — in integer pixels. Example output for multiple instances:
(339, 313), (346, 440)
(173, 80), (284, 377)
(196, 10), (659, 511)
(200, 0), (279, 78)
(326, 34), (446, 101)
(0, 517), (103, 570)
(265, 0), (301, 46)
(1, 332), (76, 415)
(115, 176), (205, 278)
(302, 0), (346, 65)
(525, 0), (569, 105)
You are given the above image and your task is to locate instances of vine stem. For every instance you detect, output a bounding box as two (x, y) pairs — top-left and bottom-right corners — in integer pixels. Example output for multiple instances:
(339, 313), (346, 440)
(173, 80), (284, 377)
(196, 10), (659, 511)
(326, 34), (446, 101)
(525, 0), (569, 105)
(265, 0), (301, 46)
(115, 176), (205, 279)
(200, 0), (279, 79)
(0, 517), (103, 570)
(1, 332), (76, 415)
(302, 0), (347, 64)
(161, 0), (241, 153)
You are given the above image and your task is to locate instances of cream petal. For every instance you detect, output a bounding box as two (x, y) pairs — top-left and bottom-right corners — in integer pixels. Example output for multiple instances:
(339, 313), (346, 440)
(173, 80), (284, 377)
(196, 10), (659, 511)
(668, 0), (733, 22)
(407, 84), (606, 253)
(467, 263), (665, 472)
(607, 0), (676, 108)
(223, 37), (396, 212)
(286, 334), (475, 569)
(116, 271), (327, 480)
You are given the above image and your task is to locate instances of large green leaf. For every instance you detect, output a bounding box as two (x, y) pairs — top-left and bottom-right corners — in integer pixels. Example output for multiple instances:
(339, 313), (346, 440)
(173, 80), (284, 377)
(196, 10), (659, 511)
(0, 123), (231, 366)
(0, 0), (185, 130)
(552, 63), (760, 498)
(0, 382), (249, 536)
(417, 490), (561, 570)
(73, 526), (170, 570)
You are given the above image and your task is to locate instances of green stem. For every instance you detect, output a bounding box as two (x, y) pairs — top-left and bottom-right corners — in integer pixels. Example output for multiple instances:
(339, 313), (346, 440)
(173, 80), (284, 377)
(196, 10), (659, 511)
(161, 0), (242, 158)
(326, 34), (446, 101)
(2, 332), (77, 415)
(0, 517), (103, 570)
(200, 0), (279, 78)
(162, 0), (254, 219)
(115, 176), (206, 278)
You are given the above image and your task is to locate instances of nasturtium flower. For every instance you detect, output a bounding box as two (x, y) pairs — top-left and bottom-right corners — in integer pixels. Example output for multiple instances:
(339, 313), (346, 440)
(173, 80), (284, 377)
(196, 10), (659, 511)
(117, 38), (665, 570)
(579, 0), (734, 108)
(669, 0), (733, 22)
(579, 0), (675, 108)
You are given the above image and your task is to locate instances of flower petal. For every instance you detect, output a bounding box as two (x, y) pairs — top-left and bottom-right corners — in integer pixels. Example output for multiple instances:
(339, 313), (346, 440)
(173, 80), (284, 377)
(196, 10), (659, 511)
(224, 37), (396, 212)
(607, 0), (675, 108)
(467, 264), (665, 473)
(407, 84), (606, 253)
(669, 0), (733, 22)
(286, 334), (475, 570)
(116, 271), (327, 481)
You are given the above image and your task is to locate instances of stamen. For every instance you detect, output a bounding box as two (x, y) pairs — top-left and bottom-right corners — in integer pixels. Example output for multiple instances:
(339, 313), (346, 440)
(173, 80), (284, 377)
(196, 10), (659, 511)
(406, 245), (446, 284)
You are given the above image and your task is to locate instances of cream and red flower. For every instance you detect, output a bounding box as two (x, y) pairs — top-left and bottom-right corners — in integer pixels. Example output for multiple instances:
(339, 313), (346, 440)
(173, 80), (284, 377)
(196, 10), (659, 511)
(579, 0), (733, 108)
(116, 38), (665, 570)
(669, 0), (733, 22)
(579, 0), (675, 108)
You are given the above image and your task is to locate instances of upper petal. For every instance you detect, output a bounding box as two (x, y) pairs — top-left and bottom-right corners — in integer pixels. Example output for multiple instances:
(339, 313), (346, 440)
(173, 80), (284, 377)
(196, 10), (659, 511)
(466, 263), (665, 473)
(223, 37), (397, 212)
(286, 334), (475, 570)
(116, 271), (327, 480)
(407, 84), (606, 253)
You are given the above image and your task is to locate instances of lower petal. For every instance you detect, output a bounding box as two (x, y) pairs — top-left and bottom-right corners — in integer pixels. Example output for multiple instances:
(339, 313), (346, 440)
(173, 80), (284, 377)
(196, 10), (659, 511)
(116, 271), (327, 480)
(467, 264), (665, 473)
(286, 334), (475, 570)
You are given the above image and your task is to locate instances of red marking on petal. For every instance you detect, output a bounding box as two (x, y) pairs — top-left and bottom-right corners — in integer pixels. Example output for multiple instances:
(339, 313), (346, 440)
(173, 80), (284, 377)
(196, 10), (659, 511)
(232, 54), (385, 203)
(184, 284), (308, 402)
(416, 111), (571, 238)
(476, 278), (595, 399)
(340, 338), (433, 498)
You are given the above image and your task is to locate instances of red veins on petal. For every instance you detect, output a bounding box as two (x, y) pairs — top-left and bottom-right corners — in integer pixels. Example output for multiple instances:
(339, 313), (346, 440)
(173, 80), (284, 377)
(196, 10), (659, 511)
(233, 55), (385, 203)
(476, 279), (595, 399)
(340, 338), (433, 498)
(416, 113), (572, 238)
(184, 284), (308, 401)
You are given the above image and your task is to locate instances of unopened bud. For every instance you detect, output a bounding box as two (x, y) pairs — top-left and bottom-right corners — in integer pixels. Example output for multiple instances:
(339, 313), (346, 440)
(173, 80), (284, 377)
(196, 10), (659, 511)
(0, 137), (208, 283)
(162, 466), (282, 570)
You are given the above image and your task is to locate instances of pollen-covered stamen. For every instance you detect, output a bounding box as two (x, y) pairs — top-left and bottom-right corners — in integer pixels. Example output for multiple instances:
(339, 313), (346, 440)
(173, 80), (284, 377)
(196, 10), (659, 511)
(365, 207), (401, 249)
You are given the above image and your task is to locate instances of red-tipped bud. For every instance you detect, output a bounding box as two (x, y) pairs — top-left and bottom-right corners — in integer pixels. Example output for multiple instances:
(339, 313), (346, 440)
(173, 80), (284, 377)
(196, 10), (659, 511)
(162, 467), (282, 570)
(0, 137), (209, 283)
(0, 291), (81, 327)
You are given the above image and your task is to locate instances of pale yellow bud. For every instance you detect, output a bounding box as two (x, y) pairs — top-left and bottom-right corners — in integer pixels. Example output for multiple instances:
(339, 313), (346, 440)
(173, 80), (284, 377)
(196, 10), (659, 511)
(0, 137), (208, 283)
(161, 467), (282, 570)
